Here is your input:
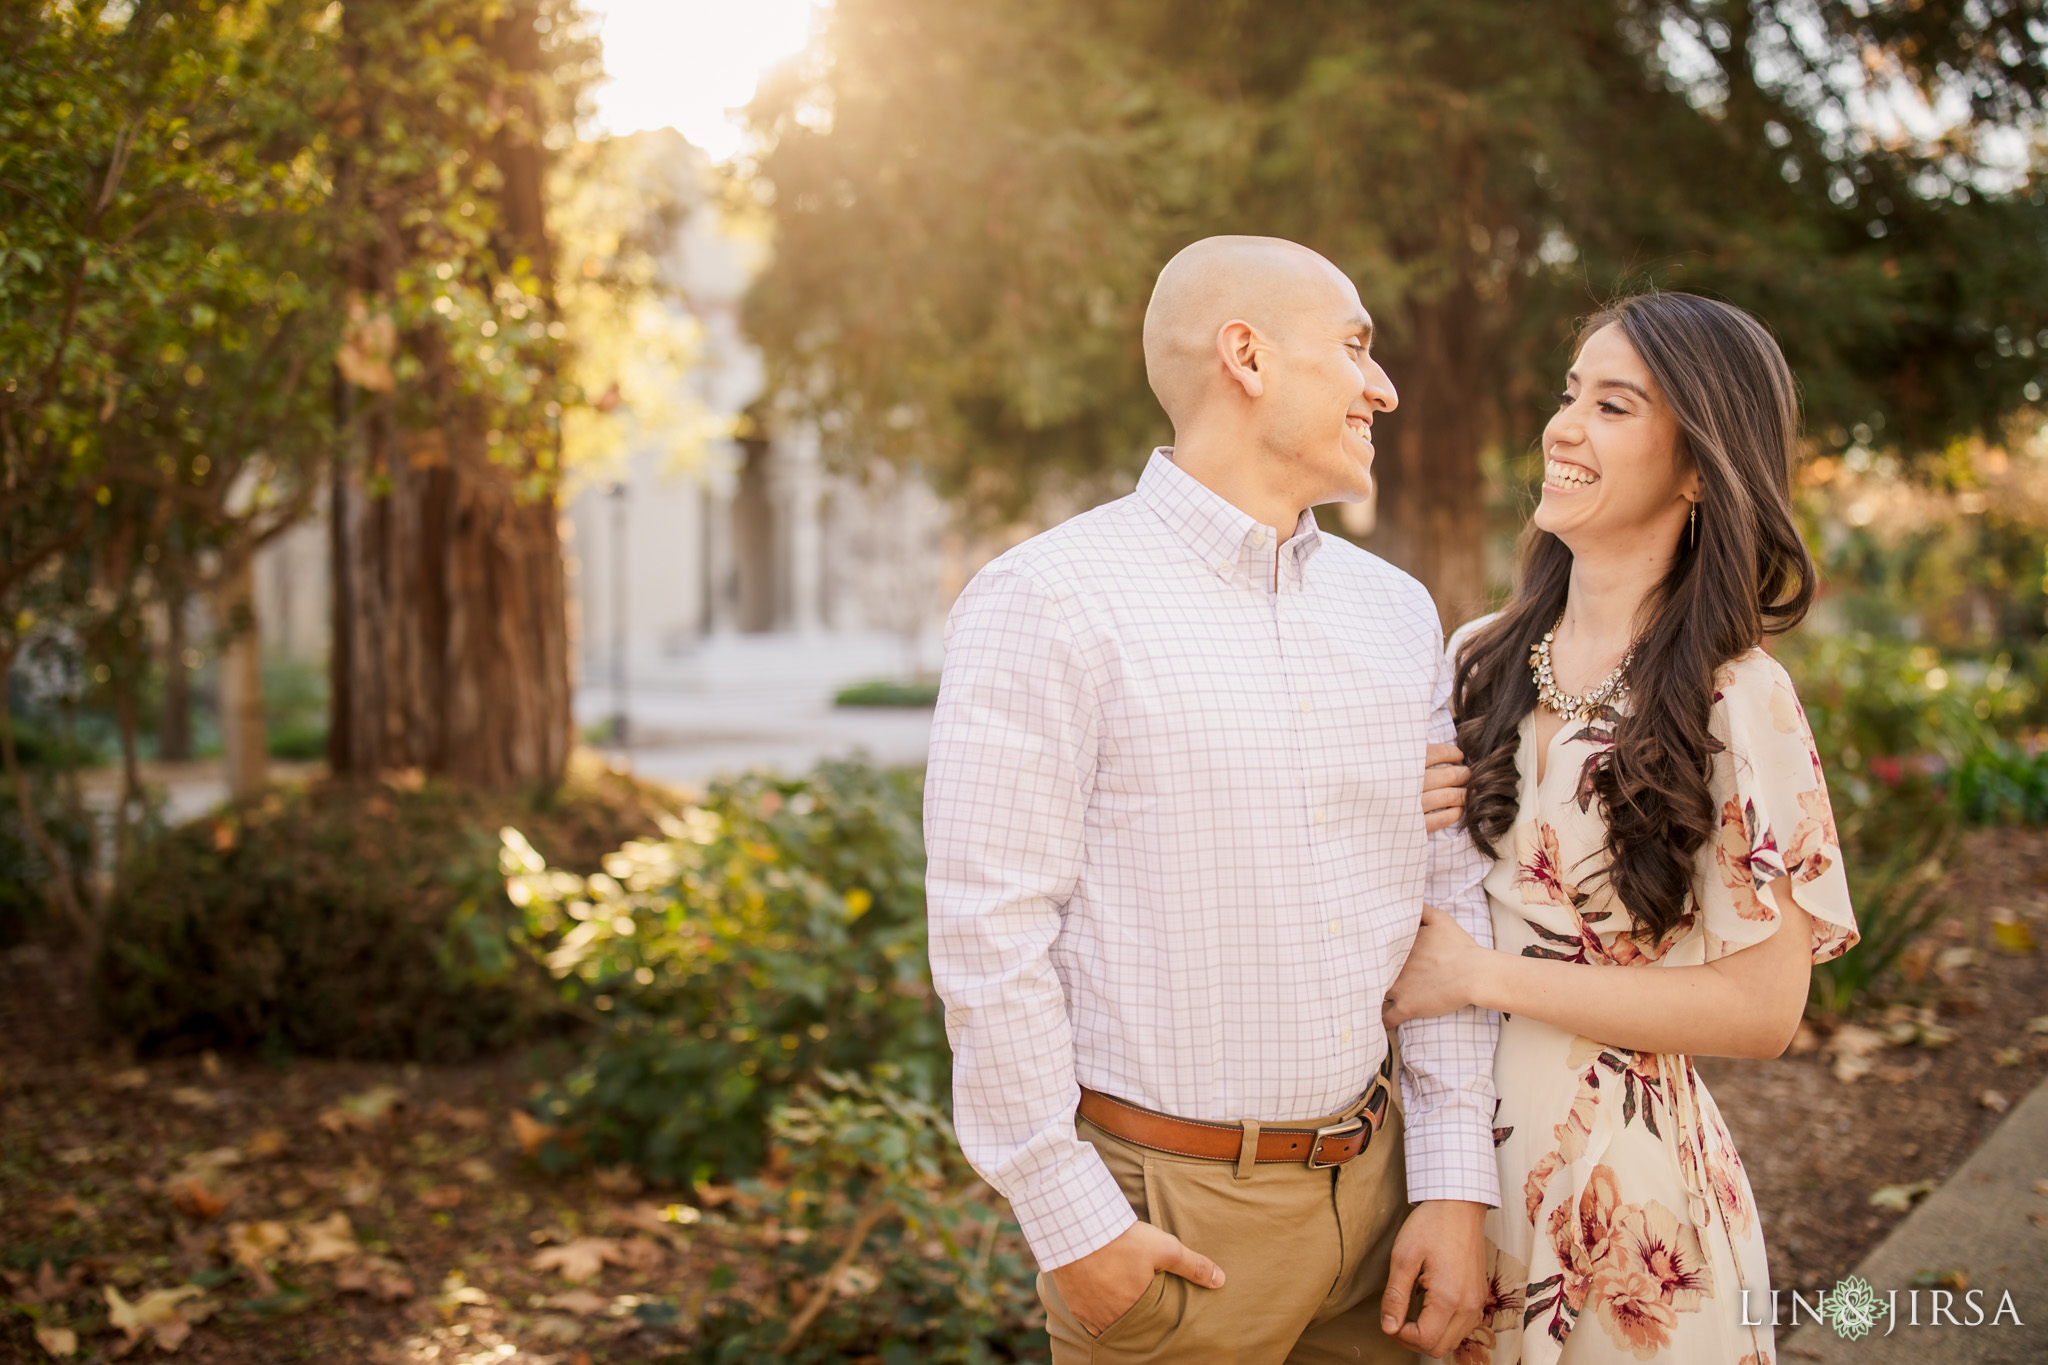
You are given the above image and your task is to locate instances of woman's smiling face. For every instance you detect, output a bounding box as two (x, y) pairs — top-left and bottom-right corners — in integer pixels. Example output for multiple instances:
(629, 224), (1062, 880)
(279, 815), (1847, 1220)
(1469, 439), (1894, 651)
(1534, 322), (1696, 554)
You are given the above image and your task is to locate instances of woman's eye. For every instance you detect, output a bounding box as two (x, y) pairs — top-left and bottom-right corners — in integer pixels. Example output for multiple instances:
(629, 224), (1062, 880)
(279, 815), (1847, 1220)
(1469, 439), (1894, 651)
(1554, 390), (1574, 408)
(1598, 400), (1627, 415)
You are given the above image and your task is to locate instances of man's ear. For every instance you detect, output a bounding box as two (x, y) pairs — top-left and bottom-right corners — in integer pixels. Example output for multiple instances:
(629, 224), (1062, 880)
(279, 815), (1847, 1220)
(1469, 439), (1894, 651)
(1216, 319), (1265, 399)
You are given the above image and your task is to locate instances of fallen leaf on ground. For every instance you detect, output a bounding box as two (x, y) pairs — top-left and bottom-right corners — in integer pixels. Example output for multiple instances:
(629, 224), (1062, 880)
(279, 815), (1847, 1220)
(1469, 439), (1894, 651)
(1787, 1022), (1821, 1055)
(2031, 1212), (2048, 1229)
(532, 1315), (586, 1345)
(425, 1101), (489, 1130)
(1910, 1267), (1969, 1291)
(417, 1185), (463, 1210)
(45, 1194), (96, 1222)
(341, 1161), (382, 1207)
(693, 1182), (742, 1208)
(2029, 1015), (2048, 1035)
(105, 1284), (213, 1352)
(1991, 911), (2037, 956)
(1824, 1024), (1888, 1083)
(531, 1237), (625, 1282)
(334, 1255), (414, 1301)
(166, 1087), (220, 1111)
(293, 1212), (360, 1264)
(606, 1202), (695, 1249)
(591, 1166), (642, 1197)
(456, 1157), (495, 1183)
(7, 1259), (87, 1306)
(1870, 1179), (1939, 1212)
(318, 1084), (404, 1134)
(167, 1177), (228, 1221)
(831, 1263), (883, 1298)
(2032, 1179), (2048, 1197)
(545, 1288), (612, 1315)
(243, 1129), (288, 1159)
(227, 1220), (291, 1267)
(1981, 1089), (2011, 1113)
(1993, 1046), (2028, 1067)
(33, 1325), (78, 1357)
(509, 1109), (557, 1157)
(103, 1068), (148, 1091)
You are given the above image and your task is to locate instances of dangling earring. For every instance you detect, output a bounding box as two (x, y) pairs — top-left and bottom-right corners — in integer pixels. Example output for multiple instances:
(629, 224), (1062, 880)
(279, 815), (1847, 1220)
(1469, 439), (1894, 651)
(1689, 502), (1698, 548)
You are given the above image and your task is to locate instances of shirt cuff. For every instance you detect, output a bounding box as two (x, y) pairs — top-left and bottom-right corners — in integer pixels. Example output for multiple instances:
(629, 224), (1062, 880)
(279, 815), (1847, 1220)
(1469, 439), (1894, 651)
(1401, 1105), (1502, 1207)
(1000, 1140), (1139, 1271)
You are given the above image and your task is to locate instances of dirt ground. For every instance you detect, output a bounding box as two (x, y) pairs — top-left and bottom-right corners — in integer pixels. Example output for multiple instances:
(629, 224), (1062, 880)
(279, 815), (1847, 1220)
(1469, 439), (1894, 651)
(3, 829), (2045, 1361)
(1701, 825), (2048, 1293)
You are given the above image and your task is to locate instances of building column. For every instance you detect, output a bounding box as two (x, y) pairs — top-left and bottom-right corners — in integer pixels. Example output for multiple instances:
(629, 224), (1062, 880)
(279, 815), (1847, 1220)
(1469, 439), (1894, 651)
(704, 442), (739, 636)
(780, 422), (825, 637)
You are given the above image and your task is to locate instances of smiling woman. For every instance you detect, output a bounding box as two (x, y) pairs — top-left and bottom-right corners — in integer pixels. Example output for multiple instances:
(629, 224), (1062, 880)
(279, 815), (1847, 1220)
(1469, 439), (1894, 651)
(583, 0), (820, 158)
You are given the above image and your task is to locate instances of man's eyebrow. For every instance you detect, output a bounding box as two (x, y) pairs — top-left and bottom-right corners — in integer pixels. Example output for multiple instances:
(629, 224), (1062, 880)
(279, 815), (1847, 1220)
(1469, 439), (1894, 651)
(1348, 314), (1374, 345)
(1565, 369), (1652, 403)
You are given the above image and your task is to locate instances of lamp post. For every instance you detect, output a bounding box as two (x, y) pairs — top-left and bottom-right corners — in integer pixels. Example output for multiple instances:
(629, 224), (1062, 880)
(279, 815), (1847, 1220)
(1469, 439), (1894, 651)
(609, 479), (629, 755)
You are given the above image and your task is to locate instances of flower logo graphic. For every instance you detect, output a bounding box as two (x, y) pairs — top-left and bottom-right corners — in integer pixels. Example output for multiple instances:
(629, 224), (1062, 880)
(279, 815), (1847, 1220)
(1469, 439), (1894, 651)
(1827, 1275), (1883, 1340)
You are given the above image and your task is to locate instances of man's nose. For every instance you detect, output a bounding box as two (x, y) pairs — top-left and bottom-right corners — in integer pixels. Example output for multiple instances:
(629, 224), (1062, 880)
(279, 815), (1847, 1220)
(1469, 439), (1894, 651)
(1363, 359), (1398, 413)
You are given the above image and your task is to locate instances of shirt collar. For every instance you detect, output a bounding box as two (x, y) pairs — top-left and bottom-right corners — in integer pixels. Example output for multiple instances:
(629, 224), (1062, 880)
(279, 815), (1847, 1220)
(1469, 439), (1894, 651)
(1134, 448), (1323, 588)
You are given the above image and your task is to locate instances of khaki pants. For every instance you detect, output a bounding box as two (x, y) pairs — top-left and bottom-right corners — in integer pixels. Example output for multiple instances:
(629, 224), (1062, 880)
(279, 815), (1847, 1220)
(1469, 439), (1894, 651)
(1038, 1102), (1419, 1365)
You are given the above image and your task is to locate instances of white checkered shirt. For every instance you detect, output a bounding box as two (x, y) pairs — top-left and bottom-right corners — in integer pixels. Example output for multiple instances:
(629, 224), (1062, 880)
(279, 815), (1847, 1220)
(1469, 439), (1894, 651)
(924, 449), (1500, 1270)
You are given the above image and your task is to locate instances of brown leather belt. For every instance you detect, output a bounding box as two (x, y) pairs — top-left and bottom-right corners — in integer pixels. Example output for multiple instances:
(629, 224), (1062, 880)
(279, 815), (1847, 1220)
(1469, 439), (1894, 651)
(1078, 1048), (1394, 1169)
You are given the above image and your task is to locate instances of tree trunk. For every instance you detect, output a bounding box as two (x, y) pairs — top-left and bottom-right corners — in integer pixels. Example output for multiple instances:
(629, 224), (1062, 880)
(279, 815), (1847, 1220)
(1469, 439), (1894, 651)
(328, 420), (571, 787)
(215, 555), (269, 800)
(1365, 285), (1494, 633)
(158, 591), (192, 761)
(325, 0), (571, 791)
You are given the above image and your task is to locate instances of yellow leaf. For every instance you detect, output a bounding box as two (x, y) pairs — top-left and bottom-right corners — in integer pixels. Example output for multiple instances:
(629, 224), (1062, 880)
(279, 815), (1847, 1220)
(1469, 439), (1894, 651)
(292, 1212), (360, 1264)
(105, 1284), (210, 1352)
(33, 1325), (77, 1357)
(1869, 1179), (1937, 1212)
(1991, 912), (2037, 956)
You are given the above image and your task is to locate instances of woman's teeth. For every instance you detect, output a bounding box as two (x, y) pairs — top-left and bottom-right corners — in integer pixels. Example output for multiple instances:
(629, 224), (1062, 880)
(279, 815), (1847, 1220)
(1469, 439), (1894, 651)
(1546, 459), (1598, 488)
(1345, 417), (1370, 437)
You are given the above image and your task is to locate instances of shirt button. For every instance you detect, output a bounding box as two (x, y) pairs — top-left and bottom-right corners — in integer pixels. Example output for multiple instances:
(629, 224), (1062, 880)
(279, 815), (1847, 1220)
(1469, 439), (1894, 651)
(1341, 1028), (1353, 1043)
(1251, 530), (1267, 546)
(1298, 699), (1312, 714)
(1314, 809), (1326, 824)
(1218, 560), (1233, 575)
(1328, 919), (1340, 936)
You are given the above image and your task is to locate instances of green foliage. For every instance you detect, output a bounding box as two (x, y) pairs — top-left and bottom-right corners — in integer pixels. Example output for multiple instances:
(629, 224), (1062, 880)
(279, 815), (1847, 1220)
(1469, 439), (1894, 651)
(741, 0), (2048, 607)
(668, 1072), (1044, 1363)
(0, 772), (93, 947)
(1951, 742), (2048, 825)
(261, 653), (329, 761)
(95, 767), (664, 1060)
(833, 680), (941, 709)
(505, 760), (944, 1181)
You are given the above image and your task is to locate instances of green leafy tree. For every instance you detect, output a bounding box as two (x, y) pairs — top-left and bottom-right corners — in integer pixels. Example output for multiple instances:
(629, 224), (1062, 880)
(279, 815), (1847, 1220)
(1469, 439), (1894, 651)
(741, 0), (2048, 621)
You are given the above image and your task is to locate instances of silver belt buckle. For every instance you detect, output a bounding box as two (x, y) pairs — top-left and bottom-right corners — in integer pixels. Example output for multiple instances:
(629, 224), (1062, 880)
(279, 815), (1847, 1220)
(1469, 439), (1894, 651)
(1306, 1115), (1365, 1169)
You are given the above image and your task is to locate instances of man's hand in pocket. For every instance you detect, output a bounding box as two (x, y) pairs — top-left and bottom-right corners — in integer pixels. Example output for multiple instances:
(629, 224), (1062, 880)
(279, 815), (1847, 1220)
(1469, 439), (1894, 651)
(1052, 1221), (1226, 1335)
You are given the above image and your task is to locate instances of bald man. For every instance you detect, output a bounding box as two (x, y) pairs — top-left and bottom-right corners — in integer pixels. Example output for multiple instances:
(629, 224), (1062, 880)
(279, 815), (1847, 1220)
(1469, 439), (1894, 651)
(925, 237), (1499, 1363)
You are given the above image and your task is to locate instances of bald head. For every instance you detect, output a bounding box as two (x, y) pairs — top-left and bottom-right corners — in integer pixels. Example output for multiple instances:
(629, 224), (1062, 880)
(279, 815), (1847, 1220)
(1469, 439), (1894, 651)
(1143, 236), (1365, 428)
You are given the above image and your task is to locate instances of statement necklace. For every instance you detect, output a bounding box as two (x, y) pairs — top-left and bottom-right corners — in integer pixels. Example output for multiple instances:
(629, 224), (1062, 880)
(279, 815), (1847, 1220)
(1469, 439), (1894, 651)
(1529, 613), (1636, 722)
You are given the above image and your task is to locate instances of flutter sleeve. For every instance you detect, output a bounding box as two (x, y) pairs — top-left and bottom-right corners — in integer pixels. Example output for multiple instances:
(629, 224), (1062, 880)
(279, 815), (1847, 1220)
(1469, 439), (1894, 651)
(1695, 650), (1859, 964)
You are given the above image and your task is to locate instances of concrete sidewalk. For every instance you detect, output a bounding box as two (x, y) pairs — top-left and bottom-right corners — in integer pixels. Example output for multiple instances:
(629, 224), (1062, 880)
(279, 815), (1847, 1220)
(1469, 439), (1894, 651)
(1781, 1078), (2047, 1363)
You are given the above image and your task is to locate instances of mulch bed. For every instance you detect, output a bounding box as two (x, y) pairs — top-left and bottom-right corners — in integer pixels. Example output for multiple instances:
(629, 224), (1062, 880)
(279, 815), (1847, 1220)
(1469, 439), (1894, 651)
(1700, 825), (2048, 1292)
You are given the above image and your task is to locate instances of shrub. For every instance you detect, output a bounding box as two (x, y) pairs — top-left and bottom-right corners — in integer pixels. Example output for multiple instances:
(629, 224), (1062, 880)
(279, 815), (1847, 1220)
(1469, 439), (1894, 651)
(0, 772), (93, 946)
(667, 1071), (1044, 1363)
(832, 680), (940, 708)
(505, 759), (944, 1182)
(95, 762), (668, 1060)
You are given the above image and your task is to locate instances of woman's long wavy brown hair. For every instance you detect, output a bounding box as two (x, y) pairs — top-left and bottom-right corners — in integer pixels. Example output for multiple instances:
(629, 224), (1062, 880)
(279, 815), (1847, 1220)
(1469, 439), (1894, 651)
(1453, 292), (1816, 944)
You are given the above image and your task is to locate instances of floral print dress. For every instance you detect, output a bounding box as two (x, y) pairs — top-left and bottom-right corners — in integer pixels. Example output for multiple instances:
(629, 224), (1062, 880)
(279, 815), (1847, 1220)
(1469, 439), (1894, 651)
(1460, 649), (1858, 1365)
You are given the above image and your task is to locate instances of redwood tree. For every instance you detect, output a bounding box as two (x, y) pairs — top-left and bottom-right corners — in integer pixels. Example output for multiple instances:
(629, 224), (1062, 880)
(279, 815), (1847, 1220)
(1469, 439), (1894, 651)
(324, 0), (595, 787)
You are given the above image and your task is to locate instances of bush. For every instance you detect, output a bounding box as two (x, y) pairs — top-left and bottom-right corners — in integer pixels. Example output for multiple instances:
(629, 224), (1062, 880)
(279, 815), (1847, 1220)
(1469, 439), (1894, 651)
(833, 680), (940, 708)
(667, 1071), (1044, 1363)
(95, 762), (669, 1060)
(505, 759), (944, 1182)
(0, 772), (93, 946)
